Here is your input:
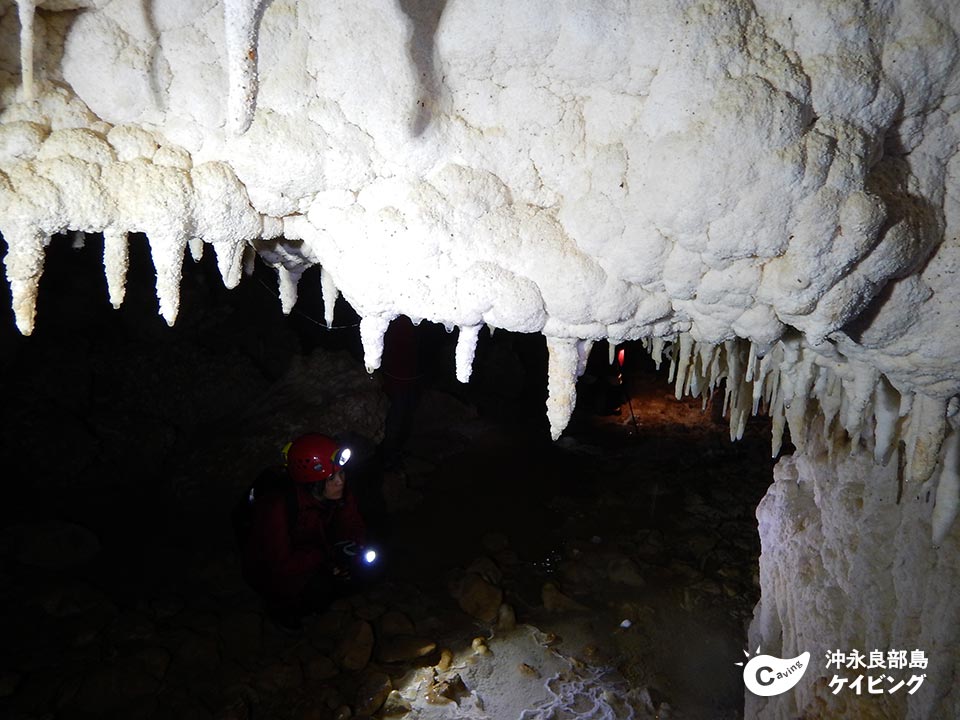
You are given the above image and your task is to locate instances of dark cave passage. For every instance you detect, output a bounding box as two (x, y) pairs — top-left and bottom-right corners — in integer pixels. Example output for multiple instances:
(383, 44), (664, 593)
(0, 232), (777, 720)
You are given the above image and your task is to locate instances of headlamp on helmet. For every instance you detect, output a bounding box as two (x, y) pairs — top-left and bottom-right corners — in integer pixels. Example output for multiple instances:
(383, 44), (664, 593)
(286, 433), (352, 485)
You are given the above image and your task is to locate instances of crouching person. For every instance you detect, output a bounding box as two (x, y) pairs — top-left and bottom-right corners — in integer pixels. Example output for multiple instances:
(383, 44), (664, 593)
(241, 433), (366, 632)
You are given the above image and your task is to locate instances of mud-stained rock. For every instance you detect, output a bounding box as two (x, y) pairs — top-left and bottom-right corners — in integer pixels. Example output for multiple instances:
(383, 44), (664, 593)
(355, 671), (392, 715)
(354, 600), (387, 621)
(559, 558), (602, 589)
(304, 655), (339, 683)
(256, 660), (303, 691)
(381, 689), (413, 716)
(310, 605), (353, 639)
(471, 637), (491, 655)
(449, 571), (502, 622)
(377, 634), (437, 663)
(542, 582), (588, 612)
(496, 602), (517, 631)
(605, 555), (645, 587)
(436, 648), (453, 672)
(466, 555), (503, 585)
(426, 673), (470, 705)
(335, 619), (374, 671)
(378, 609), (416, 637)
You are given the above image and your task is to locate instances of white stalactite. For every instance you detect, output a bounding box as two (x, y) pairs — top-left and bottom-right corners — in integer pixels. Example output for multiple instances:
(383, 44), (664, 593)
(188, 237), (205, 263)
(905, 394), (948, 485)
(455, 325), (481, 383)
(320, 266), (338, 328)
(147, 232), (187, 326)
(575, 339), (593, 379)
(276, 265), (301, 315)
(223, 0), (275, 135)
(360, 314), (391, 374)
(2, 224), (47, 335)
(213, 240), (245, 289)
(932, 427), (960, 546)
(16, 0), (35, 102)
(242, 245), (256, 276)
(102, 227), (129, 309)
(545, 336), (579, 441)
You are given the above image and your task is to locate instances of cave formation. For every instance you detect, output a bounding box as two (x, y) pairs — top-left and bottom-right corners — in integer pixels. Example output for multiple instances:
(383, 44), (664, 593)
(1, 1), (959, 719)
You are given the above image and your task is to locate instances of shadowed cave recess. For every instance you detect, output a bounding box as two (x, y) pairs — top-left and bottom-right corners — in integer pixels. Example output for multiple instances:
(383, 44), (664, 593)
(1, 1), (960, 719)
(0, 232), (775, 720)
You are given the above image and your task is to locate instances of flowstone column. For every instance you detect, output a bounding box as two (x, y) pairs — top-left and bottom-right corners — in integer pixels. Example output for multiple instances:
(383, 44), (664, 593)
(746, 426), (960, 720)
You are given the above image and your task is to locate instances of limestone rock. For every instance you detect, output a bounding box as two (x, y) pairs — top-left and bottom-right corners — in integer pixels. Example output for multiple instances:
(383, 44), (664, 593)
(377, 635), (437, 664)
(256, 661), (303, 691)
(466, 556), (503, 585)
(605, 556), (645, 587)
(335, 619), (374, 671)
(449, 571), (503, 623)
(355, 671), (392, 716)
(426, 673), (470, 705)
(381, 689), (413, 717)
(542, 582), (588, 613)
(496, 603), (517, 631)
(304, 656), (339, 683)
(378, 610), (416, 637)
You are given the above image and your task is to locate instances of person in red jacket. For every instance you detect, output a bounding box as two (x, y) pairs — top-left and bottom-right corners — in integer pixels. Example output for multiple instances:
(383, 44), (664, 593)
(242, 433), (366, 631)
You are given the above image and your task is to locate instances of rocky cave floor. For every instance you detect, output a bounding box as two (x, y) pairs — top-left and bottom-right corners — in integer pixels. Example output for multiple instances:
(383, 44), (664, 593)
(0, 237), (778, 720)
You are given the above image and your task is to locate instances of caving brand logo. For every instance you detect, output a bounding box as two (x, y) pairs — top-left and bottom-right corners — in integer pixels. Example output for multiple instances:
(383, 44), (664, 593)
(737, 647), (810, 696)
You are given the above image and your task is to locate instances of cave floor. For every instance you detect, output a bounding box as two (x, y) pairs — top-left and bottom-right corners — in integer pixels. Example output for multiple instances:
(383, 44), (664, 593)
(0, 358), (776, 720)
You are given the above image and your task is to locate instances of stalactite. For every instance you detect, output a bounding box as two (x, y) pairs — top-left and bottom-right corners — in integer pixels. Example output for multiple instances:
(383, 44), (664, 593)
(16, 0), (35, 101)
(276, 264), (301, 315)
(2, 223), (47, 335)
(320, 266), (339, 328)
(576, 339), (594, 379)
(188, 237), (205, 263)
(545, 336), (579, 441)
(146, 232), (187, 326)
(213, 240), (245, 289)
(102, 227), (129, 309)
(904, 394), (948, 485)
(359, 314), (391, 374)
(932, 427), (959, 545)
(223, 0), (276, 135)
(455, 325), (481, 383)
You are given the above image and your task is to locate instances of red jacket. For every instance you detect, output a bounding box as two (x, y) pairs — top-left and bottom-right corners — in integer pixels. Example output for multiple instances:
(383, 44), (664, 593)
(243, 483), (366, 601)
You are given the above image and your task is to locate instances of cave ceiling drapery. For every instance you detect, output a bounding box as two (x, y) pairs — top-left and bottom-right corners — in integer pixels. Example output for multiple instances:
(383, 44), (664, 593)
(0, 0), (958, 538)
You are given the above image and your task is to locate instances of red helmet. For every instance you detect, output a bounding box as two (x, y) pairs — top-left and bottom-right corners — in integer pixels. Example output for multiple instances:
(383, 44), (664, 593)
(285, 433), (352, 484)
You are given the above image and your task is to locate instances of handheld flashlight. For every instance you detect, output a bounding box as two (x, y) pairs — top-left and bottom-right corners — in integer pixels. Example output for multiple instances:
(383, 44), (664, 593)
(363, 548), (377, 565)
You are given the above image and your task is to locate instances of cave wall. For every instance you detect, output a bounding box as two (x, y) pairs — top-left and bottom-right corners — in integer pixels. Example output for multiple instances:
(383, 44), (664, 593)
(749, 423), (960, 719)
